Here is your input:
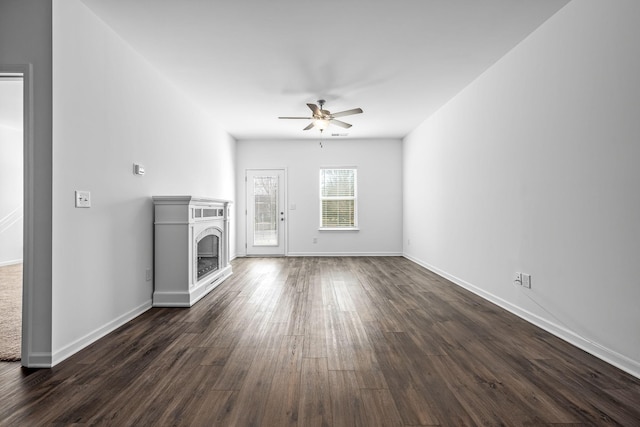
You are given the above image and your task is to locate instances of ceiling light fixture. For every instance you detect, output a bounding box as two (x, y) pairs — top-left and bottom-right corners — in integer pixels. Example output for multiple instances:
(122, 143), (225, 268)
(314, 119), (330, 131)
(279, 99), (363, 133)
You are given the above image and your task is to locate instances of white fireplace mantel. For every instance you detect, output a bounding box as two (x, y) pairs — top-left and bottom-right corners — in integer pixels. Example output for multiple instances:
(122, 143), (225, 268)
(152, 196), (233, 307)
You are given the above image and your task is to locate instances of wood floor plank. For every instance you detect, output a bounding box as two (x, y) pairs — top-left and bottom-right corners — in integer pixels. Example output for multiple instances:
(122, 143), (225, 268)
(298, 357), (333, 427)
(531, 358), (640, 425)
(450, 340), (581, 423)
(180, 389), (236, 427)
(1, 256), (639, 426)
(328, 370), (367, 427)
(211, 309), (273, 391)
(478, 341), (623, 425)
(384, 331), (478, 425)
(325, 305), (357, 371)
(115, 347), (212, 426)
(223, 335), (282, 426)
(428, 352), (555, 425)
(360, 388), (404, 427)
(303, 307), (328, 358)
(260, 335), (304, 426)
(303, 261), (328, 358)
(386, 385), (442, 426)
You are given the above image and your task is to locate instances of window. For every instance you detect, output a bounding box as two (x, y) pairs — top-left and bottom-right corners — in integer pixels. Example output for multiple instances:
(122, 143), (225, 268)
(319, 168), (358, 229)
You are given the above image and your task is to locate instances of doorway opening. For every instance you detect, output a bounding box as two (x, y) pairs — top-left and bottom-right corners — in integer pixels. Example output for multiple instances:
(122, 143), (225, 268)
(0, 74), (24, 362)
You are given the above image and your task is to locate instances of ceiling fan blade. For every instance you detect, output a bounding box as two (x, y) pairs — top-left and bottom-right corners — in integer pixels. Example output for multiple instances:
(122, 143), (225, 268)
(303, 122), (315, 131)
(278, 116), (312, 119)
(307, 103), (320, 115)
(331, 108), (363, 118)
(330, 119), (352, 129)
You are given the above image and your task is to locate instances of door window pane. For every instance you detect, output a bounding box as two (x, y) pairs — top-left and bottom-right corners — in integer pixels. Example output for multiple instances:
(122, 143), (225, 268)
(253, 176), (278, 245)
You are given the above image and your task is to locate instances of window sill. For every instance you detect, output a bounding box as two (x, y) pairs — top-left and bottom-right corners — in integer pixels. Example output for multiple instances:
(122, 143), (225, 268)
(318, 227), (360, 231)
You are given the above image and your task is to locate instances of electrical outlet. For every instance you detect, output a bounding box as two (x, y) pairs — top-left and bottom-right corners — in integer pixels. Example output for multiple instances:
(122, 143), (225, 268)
(514, 272), (522, 286)
(312, 237), (318, 244)
(75, 190), (91, 208)
(146, 268), (152, 281)
(522, 273), (531, 289)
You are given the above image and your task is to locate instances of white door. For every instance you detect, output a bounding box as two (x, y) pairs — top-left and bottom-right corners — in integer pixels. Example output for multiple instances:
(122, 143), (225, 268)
(246, 169), (286, 256)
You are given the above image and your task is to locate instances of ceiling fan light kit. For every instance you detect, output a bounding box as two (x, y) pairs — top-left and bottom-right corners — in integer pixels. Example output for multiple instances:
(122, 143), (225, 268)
(279, 99), (363, 133)
(314, 119), (330, 131)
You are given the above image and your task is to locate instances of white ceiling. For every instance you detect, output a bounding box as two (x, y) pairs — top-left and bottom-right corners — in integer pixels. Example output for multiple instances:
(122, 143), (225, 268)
(81, 0), (569, 140)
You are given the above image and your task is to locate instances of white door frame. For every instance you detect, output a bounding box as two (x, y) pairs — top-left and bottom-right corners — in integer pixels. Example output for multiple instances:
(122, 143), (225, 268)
(1, 64), (34, 366)
(245, 168), (287, 256)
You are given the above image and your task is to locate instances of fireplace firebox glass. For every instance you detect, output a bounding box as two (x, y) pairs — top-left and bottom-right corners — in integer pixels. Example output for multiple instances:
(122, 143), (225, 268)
(197, 234), (219, 280)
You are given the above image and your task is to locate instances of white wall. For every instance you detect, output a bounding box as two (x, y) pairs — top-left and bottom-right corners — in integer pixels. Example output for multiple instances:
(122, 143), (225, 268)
(52, 0), (235, 364)
(0, 117), (23, 265)
(236, 139), (402, 256)
(0, 0), (53, 366)
(403, 0), (640, 377)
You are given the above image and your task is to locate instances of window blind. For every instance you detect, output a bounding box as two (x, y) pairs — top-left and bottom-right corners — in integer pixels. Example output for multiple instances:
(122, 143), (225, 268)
(320, 168), (357, 228)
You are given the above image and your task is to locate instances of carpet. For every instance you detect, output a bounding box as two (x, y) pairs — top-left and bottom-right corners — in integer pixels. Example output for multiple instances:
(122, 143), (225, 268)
(0, 263), (21, 361)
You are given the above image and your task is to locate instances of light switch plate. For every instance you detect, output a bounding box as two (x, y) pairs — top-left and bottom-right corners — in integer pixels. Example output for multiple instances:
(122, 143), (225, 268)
(522, 273), (531, 289)
(75, 190), (91, 208)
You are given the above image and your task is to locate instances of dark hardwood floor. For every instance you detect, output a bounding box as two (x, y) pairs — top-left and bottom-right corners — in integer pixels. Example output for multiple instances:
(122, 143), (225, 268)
(1, 257), (639, 426)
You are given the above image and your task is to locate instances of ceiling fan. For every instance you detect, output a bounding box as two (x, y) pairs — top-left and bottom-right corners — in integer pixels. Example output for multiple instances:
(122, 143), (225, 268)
(278, 99), (363, 132)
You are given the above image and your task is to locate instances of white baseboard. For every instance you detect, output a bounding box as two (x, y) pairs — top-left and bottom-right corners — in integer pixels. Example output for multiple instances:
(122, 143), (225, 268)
(23, 352), (52, 368)
(285, 252), (403, 257)
(235, 252), (402, 258)
(0, 259), (22, 267)
(151, 291), (192, 307)
(403, 253), (640, 380)
(51, 299), (152, 366)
